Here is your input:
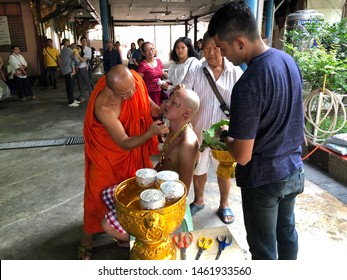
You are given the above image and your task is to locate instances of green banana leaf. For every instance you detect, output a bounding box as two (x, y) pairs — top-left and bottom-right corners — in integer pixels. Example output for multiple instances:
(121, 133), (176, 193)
(200, 119), (229, 151)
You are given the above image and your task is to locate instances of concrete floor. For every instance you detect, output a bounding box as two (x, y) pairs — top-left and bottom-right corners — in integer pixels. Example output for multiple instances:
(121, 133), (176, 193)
(0, 72), (346, 262)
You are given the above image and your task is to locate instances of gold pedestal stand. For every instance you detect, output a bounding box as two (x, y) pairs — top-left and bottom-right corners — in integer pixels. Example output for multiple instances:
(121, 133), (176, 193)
(211, 149), (237, 179)
(114, 177), (187, 260)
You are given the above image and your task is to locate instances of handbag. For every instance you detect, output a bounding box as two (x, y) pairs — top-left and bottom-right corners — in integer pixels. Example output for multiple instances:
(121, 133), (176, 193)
(202, 67), (230, 117)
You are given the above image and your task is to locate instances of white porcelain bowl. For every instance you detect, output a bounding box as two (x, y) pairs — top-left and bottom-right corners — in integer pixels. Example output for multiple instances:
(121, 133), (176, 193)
(160, 181), (185, 202)
(156, 170), (179, 186)
(135, 168), (158, 188)
(140, 189), (165, 210)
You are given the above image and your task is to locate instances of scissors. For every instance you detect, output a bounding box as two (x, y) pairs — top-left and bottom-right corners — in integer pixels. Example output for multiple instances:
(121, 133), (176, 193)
(195, 236), (213, 260)
(215, 234), (232, 260)
(172, 232), (193, 260)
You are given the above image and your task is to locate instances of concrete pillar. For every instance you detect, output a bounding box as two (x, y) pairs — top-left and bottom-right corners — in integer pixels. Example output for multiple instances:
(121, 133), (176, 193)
(99, 0), (109, 50)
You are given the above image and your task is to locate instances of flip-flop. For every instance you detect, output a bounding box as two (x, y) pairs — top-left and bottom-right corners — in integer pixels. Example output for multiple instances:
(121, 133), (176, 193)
(217, 207), (235, 224)
(189, 202), (205, 216)
(78, 244), (92, 260)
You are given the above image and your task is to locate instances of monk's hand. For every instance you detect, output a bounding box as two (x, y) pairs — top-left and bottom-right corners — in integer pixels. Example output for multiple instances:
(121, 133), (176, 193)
(150, 120), (169, 136)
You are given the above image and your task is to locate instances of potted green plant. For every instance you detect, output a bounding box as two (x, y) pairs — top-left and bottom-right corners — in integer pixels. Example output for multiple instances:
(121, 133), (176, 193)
(283, 18), (347, 142)
(283, 18), (347, 94)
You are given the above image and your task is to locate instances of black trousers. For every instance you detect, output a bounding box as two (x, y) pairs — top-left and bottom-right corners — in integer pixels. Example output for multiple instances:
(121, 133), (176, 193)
(14, 76), (33, 98)
(63, 73), (76, 104)
(45, 66), (57, 87)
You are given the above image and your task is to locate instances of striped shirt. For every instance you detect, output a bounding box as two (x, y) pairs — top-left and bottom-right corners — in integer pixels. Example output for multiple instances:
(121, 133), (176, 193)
(182, 58), (243, 143)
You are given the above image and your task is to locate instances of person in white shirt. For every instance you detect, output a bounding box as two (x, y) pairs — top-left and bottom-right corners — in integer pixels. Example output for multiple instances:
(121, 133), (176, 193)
(8, 45), (38, 101)
(76, 36), (93, 103)
(182, 32), (243, 224)
(161, 37), (200, 95)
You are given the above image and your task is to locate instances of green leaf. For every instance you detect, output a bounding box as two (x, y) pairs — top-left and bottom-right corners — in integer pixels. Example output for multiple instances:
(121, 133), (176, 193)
(201, 119), (230, 151)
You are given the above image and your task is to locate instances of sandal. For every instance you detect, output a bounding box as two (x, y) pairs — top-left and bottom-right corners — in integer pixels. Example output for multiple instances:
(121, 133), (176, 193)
(189, 202), (205, 216)
(31, 96), (39, 100)
(78, 245), (92, 260)
(217, 207), (235, 224)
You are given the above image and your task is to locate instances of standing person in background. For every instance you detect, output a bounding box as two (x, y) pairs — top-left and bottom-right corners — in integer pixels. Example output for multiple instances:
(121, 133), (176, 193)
(60, 38), (79, 107)
(183, 32), (243, 223)
(132, 38), (144, 70)
(6, 57), (16, 95)
(137, 42), (166, 107)
(114, 41), (122, 61)
(196, 38), (204, 60)
(208, 0), (305, 260)
(8, 45), (38, 101)
(0, 56), (6, 81)
(103, 39), (122, 74)
(161, 37), (200, 93)
(43, 38), (60, 89)
(127, 42), (136, 70)
(78, 65), (168, 260)
(76, 36), (93, 103)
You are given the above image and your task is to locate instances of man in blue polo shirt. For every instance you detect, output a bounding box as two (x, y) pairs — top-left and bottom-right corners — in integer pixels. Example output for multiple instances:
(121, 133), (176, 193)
(132, 38), (144, 71)
(103, 39), (122, 74)
(208, 0), (305, 260)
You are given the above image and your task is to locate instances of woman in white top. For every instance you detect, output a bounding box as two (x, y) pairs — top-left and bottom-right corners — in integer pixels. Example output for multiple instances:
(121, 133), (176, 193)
(8, 45), (38, 101)
(127, 42), (136, 70)
(161, 37), (200, 93)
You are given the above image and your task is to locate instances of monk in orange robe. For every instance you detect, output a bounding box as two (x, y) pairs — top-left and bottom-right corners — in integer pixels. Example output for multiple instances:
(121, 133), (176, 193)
(79, 65), (168, 260)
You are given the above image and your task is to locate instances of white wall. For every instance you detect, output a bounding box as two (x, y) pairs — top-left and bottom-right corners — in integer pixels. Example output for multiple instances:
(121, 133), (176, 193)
(307, 0), (345, 22)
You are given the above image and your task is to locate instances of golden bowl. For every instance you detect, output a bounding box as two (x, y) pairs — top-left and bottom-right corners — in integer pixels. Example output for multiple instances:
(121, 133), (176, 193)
(211, 149), (237, 179)
(114, 177), (187, 260)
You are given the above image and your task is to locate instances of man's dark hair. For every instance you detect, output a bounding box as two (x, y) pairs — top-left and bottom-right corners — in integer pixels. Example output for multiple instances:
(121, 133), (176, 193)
(80, 36), (87, 42)
(208, 0), (259, 43)
(137, 38), (144, 45)
(170, 37), (199, 62)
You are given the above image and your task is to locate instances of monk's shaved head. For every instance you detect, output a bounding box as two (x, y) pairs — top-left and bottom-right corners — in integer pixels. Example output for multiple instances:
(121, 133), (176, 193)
(106, 65), (135, 96)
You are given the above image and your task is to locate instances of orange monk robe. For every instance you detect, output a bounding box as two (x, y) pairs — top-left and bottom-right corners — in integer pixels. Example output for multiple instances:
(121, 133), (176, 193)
(83, 71), (159, 234)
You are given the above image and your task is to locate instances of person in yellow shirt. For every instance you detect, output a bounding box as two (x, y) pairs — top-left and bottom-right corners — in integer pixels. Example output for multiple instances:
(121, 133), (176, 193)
(43, 38), (60, 89)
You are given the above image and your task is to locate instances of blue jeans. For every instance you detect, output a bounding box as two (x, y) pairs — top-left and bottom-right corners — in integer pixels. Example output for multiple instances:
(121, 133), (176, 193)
(241, 167), (304, 260)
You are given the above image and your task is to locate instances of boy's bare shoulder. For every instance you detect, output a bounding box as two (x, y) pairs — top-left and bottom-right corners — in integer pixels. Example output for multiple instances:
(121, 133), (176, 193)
(182, 126), (199, 148)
